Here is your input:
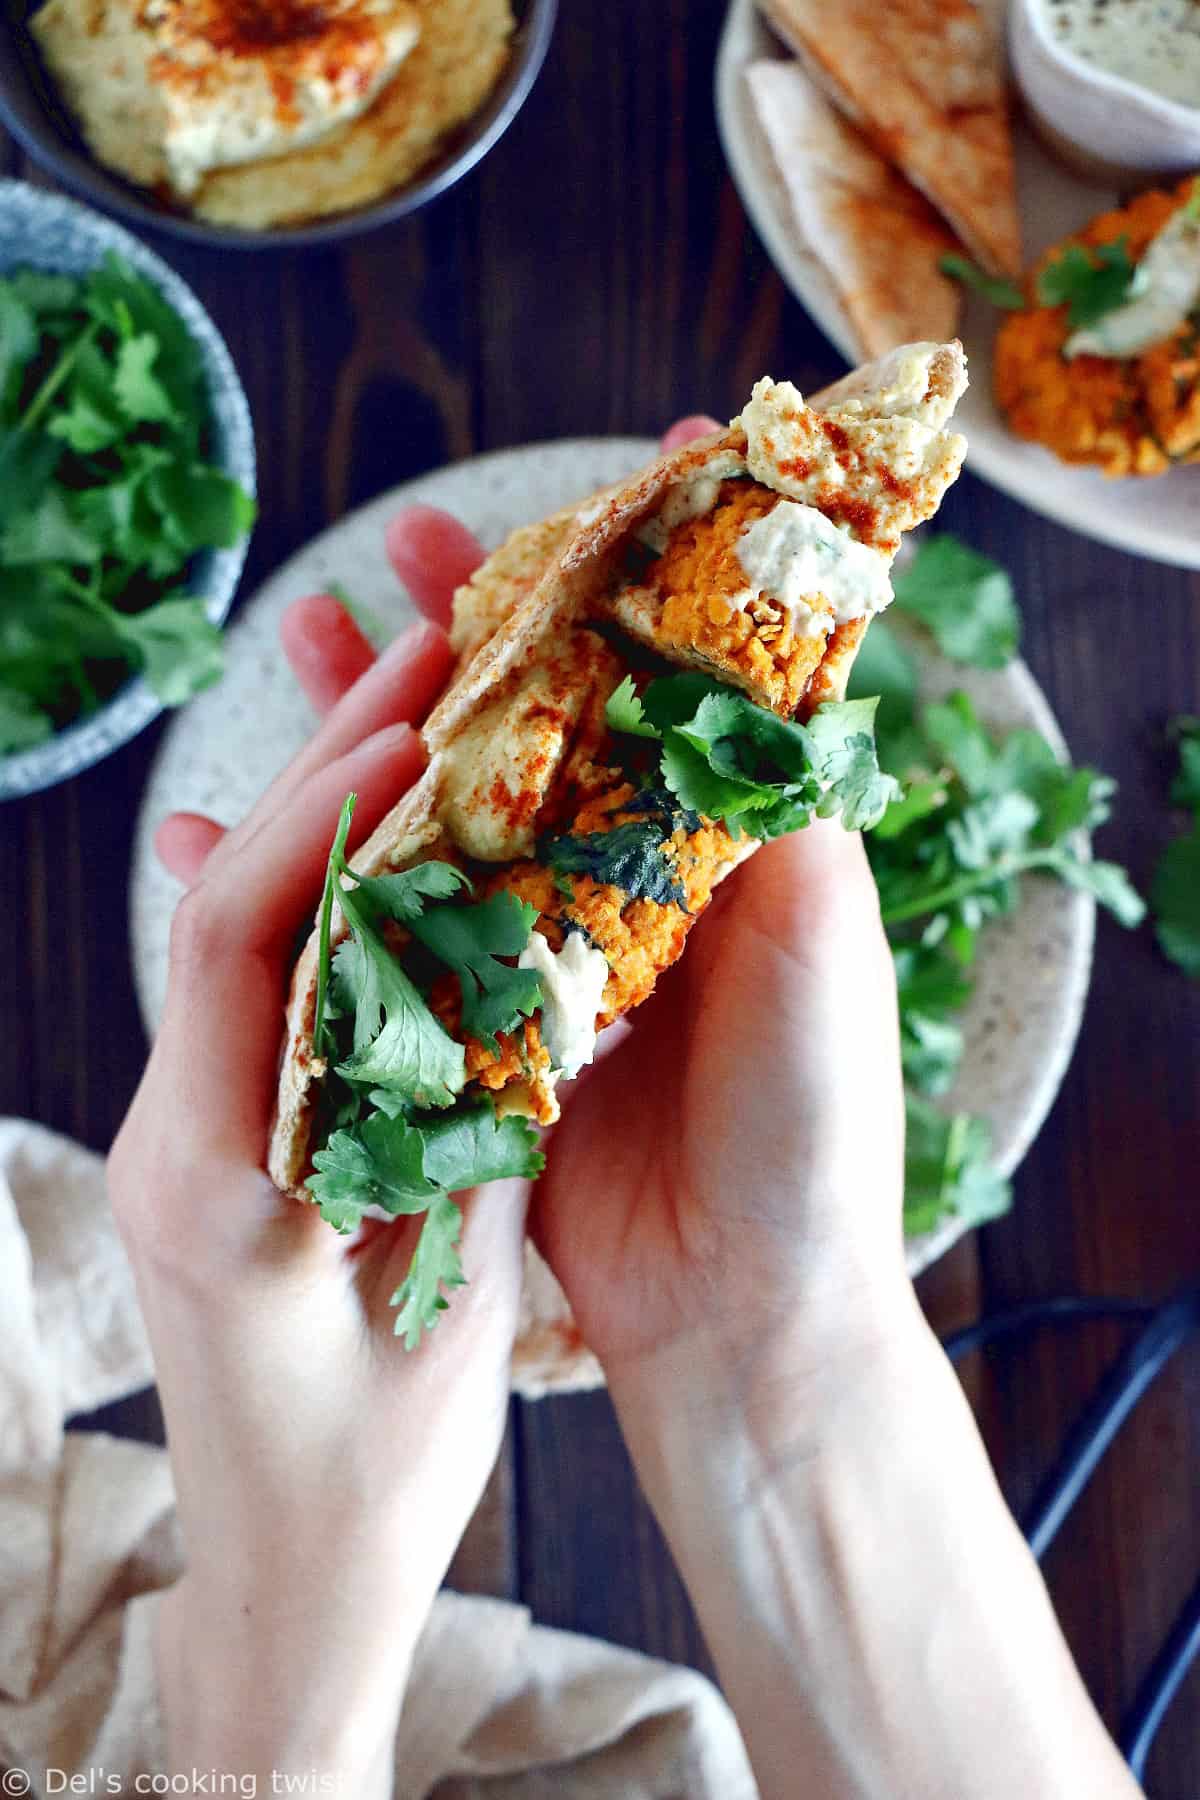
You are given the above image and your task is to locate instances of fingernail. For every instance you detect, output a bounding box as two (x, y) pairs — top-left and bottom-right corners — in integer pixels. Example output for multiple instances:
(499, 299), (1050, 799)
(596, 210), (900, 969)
(380, 617), (445, 666)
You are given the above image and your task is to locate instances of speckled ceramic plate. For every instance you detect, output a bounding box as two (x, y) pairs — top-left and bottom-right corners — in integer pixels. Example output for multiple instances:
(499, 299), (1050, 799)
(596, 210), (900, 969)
(716, 0), (1200, 570)
(129, 439), (1095, 1282)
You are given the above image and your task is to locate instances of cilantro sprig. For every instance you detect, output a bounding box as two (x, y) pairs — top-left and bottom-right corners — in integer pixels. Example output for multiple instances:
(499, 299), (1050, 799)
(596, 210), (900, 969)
(1036, 236), (1148, 331)
(606, 671), (900, 838)
(847, 536), (1143, 1237)
(938, 254), (1025, 311)
(0, 253), (255, 752)
(305, 797), (545, 1345)
(1150, 718), (1200, 978)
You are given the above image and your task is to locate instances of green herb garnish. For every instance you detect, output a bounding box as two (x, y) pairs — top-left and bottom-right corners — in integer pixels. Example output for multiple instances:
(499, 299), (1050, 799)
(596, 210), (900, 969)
(1150, 718), (1200, 978)
(1036, 236), (1148, 331)
(939, 254), (1025, 311)
(0, 253), (255, 752)
(305, 799), (545, 1344)
(847, 537), (1143, 1236)
(606, 671), (900, 838)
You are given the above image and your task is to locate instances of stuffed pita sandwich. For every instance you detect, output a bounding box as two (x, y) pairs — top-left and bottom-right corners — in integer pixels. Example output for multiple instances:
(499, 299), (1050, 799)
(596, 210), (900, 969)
(268, 343), (969, 1394)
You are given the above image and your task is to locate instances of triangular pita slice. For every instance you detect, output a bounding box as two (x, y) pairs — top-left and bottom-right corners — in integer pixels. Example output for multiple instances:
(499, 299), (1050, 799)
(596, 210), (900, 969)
(758, 0), (1020, 277)
(745, 58), (960, 358)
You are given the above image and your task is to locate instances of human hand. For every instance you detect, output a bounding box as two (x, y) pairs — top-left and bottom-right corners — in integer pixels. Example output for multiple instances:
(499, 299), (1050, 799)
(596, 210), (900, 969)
(110, 549), (523, 1794)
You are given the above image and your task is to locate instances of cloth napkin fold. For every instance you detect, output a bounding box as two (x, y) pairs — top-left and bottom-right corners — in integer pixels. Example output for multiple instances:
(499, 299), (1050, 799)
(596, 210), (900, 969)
(0, 1119), (757, 1799)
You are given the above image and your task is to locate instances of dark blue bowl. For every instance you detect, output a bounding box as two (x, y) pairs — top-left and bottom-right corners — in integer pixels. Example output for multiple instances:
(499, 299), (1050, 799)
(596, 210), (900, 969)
(0, 0), (557, 249)
(0, 180), (256, 800)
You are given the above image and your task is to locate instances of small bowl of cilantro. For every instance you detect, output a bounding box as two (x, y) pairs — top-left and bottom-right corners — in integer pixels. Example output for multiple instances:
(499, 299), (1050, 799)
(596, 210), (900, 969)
(0, 179), (255, 800)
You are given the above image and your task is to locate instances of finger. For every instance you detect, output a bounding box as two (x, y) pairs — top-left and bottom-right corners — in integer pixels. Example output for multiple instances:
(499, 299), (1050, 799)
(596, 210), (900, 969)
(385, 505), (487, 628)
(155, 812), (226, 886)
(280, 593), (377, 714)
(659, 414), (722, 451)
(157, 721), (426, 1165)
(200, 616), (453, 884)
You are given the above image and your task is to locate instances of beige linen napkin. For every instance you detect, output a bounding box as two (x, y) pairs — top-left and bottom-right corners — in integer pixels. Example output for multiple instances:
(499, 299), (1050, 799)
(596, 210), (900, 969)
(0, 1120), (756, 1800)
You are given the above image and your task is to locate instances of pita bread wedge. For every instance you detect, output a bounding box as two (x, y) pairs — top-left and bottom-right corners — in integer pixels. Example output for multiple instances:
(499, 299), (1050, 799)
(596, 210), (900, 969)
(268, 344), (968, 1393)
(758, 0), (1020, 278)
(745, 59), (960, 358)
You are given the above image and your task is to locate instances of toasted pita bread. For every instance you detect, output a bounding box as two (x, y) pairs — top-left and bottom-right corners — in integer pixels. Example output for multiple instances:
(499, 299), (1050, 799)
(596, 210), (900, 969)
(758, 0), (1020, 278)
(269, 344), (968, 1394)
(745, 59), (960, 359)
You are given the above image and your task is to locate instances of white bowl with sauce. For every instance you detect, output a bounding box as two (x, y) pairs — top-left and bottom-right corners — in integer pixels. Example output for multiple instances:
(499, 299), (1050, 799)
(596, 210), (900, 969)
(1011, 0), (1200, 183)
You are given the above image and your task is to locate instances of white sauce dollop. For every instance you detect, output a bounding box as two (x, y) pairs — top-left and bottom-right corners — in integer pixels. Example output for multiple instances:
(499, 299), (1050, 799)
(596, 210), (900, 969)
(636, 451), (746, 553)
(1066, 200), (1200, 359)
(731, 501), (893, 637)
(518, 931), (611, 1079)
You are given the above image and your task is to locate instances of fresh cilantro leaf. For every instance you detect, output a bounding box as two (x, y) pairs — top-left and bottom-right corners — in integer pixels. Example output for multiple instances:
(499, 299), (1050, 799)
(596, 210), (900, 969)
(903, 1097), (1011, 1237)
(1036, 237), (1148, 330)
(352, 861), (471, 926)
(543, 819), (689, 906)
(844, 617), (918, 741)
(939, 255), (1025, 310)
(146, 461), (257, 552)
(308, 1107), (434, 1232)
(0, 285), (37, 413)
(1054, 855), (1145, 928)
(1168, 719), (1200, 816)
(410, 889), (543, 1053)
(806, 700), (902, 833)
(1152, 823), (1200, 976)
(7, 270), (78, 315)
(891, 538), (1020, 670)
(112, 332), (178, 426)
(114, 596), (225, 704)
(0, 429), (62, 526)
(605, 674), (659, 738)
(48, 391), (124, 454)
(1, 489), (101, 567)
(312, 794), (357, 1059)
(902, 1011), (965, 1098)
(391, 1195), (467, 1349)
(418, 1106), (545, 1192)
(0, 685), (52, 752)
(334, 918), (466, 1108)
(83, 254), (205, 428)
(921, 693), (1000, 796)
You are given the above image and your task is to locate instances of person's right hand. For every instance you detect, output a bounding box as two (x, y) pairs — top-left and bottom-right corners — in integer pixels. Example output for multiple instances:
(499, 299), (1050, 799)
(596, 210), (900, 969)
(530, 818), (909, 1401)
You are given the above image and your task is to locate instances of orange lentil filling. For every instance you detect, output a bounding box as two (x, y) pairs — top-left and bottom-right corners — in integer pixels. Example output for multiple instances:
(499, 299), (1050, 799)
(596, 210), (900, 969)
(483, 780), (745, 1034)
(641, 480), (834, 715)
(994, 180), (1200, 478)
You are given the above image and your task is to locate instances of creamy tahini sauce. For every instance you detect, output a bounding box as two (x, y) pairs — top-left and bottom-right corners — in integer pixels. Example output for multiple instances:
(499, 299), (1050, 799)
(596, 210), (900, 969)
(635, 452), (746, 554)
(732, 502), (893, 637)
(1043, 0), (1200, 108)
(517, 930), (610, 1078)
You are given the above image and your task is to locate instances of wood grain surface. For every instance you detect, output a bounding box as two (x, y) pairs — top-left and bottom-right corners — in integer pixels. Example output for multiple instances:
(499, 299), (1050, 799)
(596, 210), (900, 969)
(4, 2), (1200, 1790)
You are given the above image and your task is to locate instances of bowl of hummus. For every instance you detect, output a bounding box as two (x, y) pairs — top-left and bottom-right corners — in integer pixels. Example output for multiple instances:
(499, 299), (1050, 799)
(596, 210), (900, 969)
(1011, 0), (1200, 182)
(0, 0), (557, 246)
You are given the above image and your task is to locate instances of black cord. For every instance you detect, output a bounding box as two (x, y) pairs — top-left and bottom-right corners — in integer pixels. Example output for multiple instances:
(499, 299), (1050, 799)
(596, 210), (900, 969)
(1122, 1575), (1200, 1782)
(943, 1295), (1155, 1365)
(939, 1286), (1200, 1789)
(1020, 1287), (1200, 1561)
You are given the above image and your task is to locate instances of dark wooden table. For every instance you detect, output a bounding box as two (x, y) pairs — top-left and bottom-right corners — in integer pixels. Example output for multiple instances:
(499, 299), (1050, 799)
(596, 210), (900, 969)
(4, 3), (1200, 1791)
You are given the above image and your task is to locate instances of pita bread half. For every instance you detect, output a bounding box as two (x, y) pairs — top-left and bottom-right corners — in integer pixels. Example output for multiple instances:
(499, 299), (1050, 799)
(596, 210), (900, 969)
(268, 344), (968, 1395)
(758, 0), (1020, 278)
(745, 58), (960, 359)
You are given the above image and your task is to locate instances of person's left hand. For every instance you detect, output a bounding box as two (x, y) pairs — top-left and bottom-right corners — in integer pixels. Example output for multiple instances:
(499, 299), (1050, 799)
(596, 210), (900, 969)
(109, 534), (522, 1794)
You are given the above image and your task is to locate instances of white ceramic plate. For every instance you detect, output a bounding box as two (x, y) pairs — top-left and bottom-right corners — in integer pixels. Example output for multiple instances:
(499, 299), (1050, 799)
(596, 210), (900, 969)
(716, 0), (1200, 570)
(129, 440), (1095, 1278)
